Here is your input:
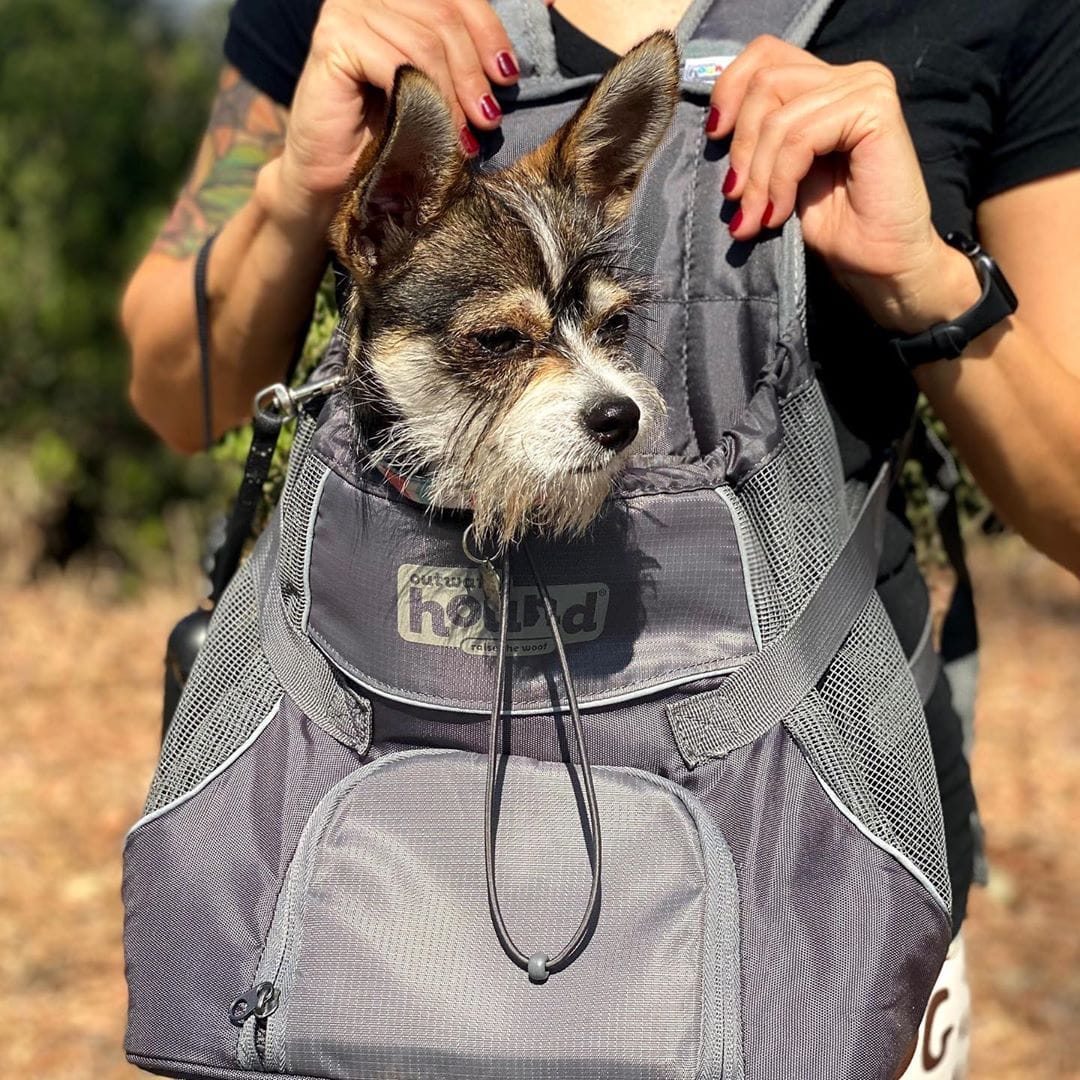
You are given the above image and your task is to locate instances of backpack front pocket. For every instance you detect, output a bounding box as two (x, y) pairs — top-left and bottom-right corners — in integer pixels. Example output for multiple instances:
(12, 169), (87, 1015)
(234, 747), (742, 1079)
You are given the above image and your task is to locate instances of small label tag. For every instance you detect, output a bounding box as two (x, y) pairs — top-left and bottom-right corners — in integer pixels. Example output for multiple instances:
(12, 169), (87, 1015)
(682, 55), (737, 83)
(397, 564), (609, 655)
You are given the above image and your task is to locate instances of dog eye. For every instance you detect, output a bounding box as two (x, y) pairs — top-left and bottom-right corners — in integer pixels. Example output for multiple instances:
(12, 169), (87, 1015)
(471, 328), (530, 356)
(598, 310), (631, 342)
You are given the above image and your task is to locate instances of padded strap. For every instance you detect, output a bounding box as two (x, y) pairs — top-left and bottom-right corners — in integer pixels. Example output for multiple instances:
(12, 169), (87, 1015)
(668, 462), (891, 767)
(251, 529), (372, 756)
(263, 580), (372, 755)
(492, 0), (837, 95)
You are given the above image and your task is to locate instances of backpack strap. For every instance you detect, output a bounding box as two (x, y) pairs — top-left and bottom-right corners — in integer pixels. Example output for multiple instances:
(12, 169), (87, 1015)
(259, 564), (373, 755)
(492, 0), (837, 91)
(693, 0), (838, 51)
(668, 458), (891, 767)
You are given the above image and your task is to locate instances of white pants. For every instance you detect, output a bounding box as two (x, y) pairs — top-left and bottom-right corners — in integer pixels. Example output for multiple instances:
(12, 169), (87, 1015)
(896, 933), (971, 1079)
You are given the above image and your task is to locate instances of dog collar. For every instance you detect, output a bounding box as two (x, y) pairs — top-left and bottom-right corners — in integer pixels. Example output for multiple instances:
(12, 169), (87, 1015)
(368, 453), (471, 511)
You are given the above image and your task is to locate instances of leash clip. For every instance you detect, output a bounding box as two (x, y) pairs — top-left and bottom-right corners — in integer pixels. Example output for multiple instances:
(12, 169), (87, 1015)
(253, 374), (346, 420)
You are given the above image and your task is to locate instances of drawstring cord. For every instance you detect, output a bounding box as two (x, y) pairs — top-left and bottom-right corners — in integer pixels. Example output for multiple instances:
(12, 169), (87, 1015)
(483, 543), (603, 984)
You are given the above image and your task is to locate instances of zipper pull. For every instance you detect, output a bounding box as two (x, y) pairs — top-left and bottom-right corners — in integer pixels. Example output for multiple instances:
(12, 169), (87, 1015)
(229, 981), (279, 1027)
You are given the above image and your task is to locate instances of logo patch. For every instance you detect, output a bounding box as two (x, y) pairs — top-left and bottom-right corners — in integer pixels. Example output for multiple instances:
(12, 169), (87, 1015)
(681, 55), (737, 83)
(397, 564), (609, 655)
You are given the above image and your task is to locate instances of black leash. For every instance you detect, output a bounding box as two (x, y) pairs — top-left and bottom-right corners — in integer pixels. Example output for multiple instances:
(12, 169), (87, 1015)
(208, 407), (283, 604)
(163, 234), (336, 733)
(195, 231), (218, 452)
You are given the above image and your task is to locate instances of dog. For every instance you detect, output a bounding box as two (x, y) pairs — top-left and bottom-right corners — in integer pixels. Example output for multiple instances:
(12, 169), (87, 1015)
(330, 32), (680, 546)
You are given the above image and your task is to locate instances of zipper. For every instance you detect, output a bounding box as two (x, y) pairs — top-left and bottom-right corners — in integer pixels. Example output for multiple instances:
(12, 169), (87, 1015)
(255, 1013), (269, 1066)
(229, 981), (279, 1067)
(229, 757), (408, 1071)
(233, 877), (303, 1069)
(230, 754), (741, 1077)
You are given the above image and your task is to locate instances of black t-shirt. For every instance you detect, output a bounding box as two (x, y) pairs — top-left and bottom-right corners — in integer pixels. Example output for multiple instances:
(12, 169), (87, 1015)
(223, 0), (1080, 931)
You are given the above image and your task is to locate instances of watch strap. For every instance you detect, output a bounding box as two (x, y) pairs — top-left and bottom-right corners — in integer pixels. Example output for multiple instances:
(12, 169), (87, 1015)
(890, 231), (1017, 369)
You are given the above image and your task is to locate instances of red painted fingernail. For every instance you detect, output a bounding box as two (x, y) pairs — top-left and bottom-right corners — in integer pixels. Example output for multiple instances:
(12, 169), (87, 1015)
(480, 94), (502, 121)
(460, 126), (480, 156)
(705, 105), (721, 135)
(496, 51), (519, 79)
(729, 208), (743, 234)
(722, 167), (737, 195)
(763, 201), (774, 227)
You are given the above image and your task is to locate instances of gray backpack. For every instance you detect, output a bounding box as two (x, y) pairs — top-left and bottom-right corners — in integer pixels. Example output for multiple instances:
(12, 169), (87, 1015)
(122, 2), (952, 1077)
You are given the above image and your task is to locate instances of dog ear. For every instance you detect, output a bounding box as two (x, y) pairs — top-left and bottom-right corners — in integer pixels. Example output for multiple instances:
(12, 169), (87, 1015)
(532, 31), (680, 222)
(331, 66), (467, 278)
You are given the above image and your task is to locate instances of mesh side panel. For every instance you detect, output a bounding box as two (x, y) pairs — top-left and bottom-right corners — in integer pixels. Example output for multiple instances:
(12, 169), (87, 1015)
(278, 452), (329, 631)
(817, 592), (951, 906)
(695, 724), (949, 1080)
(731, 378), (848, 647)
(780, 380), (849, 581)
(733, 376), (950, 913)
(144, 559), (283, 814)
(783, 691), (893, 844)
(734, 453), (795, 646)
(289, 409), (319, 473)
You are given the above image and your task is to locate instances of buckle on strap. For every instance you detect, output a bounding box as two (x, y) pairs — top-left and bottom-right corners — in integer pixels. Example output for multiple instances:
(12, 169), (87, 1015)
(668, 462), (891, 767)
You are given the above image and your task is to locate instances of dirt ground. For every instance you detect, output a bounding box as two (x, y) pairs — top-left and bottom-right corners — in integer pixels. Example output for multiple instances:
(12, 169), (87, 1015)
(1, 535), (1077, 1079)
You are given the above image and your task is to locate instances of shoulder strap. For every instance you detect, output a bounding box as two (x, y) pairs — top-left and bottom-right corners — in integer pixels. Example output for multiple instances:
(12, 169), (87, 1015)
(693, 0), (837, 50)
(492, 0), (837, 92)
(668, 458), (891, 766)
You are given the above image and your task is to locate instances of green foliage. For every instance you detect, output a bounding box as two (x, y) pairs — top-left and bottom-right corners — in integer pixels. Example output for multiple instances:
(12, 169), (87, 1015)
(0, 0), (229, 576)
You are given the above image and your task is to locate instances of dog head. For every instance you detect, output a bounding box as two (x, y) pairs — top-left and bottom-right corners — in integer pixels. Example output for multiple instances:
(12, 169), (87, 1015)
(331, 32), (680, 545)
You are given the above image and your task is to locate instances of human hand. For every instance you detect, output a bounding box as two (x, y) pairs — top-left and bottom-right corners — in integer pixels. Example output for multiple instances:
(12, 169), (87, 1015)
(707, 35), (980, 334)
(267, 0), (520, 228)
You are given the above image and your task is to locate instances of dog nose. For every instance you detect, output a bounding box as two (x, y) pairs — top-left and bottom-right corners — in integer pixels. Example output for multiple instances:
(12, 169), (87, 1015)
(582, 396), (640, 452)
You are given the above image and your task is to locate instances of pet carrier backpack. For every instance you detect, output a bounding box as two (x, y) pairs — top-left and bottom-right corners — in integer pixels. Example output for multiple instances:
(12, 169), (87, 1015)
(122, 1), (953, 1078)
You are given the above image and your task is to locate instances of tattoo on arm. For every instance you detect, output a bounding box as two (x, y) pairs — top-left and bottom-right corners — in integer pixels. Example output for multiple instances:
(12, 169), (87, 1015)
(152, 67), (287, 258)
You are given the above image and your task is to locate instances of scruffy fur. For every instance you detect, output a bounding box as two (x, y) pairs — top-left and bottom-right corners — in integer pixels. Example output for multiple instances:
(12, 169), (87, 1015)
(331, 33), (681, 546)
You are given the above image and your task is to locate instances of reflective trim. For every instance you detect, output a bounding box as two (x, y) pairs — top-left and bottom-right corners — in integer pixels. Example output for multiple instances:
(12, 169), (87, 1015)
(322, 645), (745, 717)
(123, 699), (282, 846)
(807, 751), (951, 921)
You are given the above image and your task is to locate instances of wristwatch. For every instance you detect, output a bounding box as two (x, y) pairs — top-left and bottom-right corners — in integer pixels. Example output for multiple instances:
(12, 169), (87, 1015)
(889, 231), (1018, 369)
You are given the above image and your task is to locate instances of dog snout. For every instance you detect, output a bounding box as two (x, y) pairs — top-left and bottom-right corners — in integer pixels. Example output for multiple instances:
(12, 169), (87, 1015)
(582, 396), (640, 452)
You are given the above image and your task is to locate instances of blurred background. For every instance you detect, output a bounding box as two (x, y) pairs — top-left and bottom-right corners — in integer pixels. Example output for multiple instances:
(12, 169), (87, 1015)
(1, 0), (231, 587)
(0, 1), (1077, 1077)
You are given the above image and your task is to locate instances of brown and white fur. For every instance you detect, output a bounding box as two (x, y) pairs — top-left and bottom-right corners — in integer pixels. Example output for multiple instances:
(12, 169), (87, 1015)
(330, 32), (681, 546)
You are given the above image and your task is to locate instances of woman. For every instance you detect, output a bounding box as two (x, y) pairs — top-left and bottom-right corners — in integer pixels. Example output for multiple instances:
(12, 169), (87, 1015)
(121, 0), (1080, 1073)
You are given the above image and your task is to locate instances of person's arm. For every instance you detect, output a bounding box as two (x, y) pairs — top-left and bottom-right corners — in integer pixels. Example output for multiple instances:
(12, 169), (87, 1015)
(708, 35), (1080, 577)
(123, 0), (522, 454)
(122, 66), (323, 453)
(914, 172), (1080, 576)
